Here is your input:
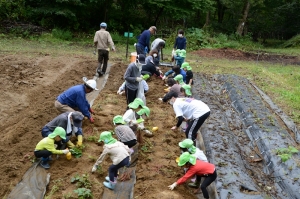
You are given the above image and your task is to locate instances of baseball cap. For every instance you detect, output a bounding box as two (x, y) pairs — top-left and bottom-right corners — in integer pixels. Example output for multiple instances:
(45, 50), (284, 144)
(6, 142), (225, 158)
(137, 54), (146, 64)
(72, 111), (84, 127)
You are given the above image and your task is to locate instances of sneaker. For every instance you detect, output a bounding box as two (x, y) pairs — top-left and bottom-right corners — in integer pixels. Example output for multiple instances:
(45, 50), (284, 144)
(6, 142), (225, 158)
(40, 161), (50, 169)
(188, 182), (200, 188)
(105, 176), (110, 181)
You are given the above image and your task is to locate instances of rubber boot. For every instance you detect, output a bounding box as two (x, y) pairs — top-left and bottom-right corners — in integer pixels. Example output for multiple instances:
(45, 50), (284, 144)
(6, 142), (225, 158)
(188, 180), (200, 188)
(40, 157), (50, 169)
(103, 181), (116, 190)
(67, 140), (75, 148)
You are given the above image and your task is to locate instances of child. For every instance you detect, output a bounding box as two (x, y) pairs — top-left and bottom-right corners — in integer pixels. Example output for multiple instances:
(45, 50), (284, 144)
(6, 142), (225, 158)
(113, 115), (137, 148)
(34, 127), (70, 169)
(161, 78), (185, 102)
(174, 74), (185, 86)
(181, 84), (192, 97)
(123, 98), (152, 136)
(91, 131), (131, 190)
(174, 49), (185, 67)
(117, 75), (149, 95)
(173, 29), (187, 51)
(168, 152), (217, 199)
(181, 62), (193, 85)
(179, 139), (208, 187)
(162, 65), (186, 83)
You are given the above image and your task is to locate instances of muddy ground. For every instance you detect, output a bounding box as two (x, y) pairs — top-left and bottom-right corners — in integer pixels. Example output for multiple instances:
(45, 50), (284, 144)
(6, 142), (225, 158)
(0, 48), (299, 199)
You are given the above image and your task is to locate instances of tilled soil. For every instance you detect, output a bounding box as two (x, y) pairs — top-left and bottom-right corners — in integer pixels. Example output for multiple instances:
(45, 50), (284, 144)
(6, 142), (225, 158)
(0, 50), (299, 199)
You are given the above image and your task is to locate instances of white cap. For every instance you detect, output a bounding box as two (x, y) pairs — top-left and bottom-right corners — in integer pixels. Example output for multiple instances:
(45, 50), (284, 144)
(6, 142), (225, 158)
(83, 77), (98, 90)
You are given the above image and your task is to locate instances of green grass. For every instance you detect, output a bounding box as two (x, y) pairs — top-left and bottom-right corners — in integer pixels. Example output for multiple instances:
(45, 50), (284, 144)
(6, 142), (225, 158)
(1, 36), (300, 124)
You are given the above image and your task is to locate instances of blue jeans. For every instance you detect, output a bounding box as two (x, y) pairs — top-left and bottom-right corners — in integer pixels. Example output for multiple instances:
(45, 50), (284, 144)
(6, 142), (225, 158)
(108, 156), (130, 182)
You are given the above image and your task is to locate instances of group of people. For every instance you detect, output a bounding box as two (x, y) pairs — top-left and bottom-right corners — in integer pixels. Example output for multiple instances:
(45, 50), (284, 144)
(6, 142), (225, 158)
(33, 23), (217, 199)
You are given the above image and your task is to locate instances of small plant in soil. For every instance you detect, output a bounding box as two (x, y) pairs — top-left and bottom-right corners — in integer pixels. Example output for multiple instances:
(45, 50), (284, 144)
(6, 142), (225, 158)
(74, 188), (92, 199)
(71, 174), (92, 189)
(276, 146), (299, 163)
(70, 147), (83, 158)
(86, 135), (98, 142)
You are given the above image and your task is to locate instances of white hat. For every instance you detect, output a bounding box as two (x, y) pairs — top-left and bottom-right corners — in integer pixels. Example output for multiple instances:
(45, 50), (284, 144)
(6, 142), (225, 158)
(83, 77), (98, 90)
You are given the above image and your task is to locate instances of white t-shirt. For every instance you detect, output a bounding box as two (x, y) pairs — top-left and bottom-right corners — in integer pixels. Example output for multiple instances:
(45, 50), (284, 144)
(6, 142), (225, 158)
(193, 148), (208, 162)
(173, 98), (210, 120)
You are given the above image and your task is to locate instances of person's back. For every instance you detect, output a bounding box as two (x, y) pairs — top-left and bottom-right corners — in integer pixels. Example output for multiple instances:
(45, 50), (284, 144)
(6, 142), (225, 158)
(57, 85), (85, 107)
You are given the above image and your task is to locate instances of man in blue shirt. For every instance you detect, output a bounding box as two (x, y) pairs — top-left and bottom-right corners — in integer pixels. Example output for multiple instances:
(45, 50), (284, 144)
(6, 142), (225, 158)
(55, 77), (98, 123)
(136, 26), (157, 56)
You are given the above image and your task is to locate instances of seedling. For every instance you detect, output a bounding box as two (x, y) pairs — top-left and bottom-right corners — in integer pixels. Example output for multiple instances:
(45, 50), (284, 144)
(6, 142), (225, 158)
(71, 174), (92, 189)
(276, 146), (299, 162)
(74, 188), (92, 199)
(70, 147), (83, 158)
(86, 135), (98, 142)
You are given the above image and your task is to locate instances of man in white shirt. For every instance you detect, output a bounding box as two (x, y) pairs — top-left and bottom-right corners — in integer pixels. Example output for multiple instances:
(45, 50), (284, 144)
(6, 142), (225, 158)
(166, 91), (210, 146)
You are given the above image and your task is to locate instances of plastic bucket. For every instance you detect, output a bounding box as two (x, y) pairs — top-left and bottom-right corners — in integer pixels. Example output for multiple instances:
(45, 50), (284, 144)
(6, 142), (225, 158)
(130, 52), (137, 63)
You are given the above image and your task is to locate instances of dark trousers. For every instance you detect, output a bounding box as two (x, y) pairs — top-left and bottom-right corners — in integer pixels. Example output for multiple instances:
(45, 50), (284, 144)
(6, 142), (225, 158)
(196, 169), (217, 199)
(185, 111), (210, 144)
(97, 49), (109, 73)
(34, 150), (52, 159)
(125, 85), (137, 105)
(136, 44), (145, 56)
(108, 156), (130, 182)
(123, 139), (137, 148)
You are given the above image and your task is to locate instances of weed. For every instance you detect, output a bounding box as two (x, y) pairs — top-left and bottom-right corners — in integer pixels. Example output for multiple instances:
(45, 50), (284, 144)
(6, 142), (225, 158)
(276, 146), (299, 162)
(44, 178), (64, 199)
(87, 135), (98, 142)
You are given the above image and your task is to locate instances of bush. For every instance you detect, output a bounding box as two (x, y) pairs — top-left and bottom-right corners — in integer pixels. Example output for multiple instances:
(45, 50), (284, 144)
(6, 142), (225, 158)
(51, 28), (72, 41)
(281, 34), (300, 48)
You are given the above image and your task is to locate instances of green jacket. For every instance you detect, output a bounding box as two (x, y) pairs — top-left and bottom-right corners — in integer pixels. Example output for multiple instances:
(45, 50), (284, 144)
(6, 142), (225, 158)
(35, 137), (64, 155)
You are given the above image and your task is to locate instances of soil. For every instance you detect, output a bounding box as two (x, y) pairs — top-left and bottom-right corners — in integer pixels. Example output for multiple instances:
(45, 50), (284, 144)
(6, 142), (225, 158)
(0, 48), (299, 199)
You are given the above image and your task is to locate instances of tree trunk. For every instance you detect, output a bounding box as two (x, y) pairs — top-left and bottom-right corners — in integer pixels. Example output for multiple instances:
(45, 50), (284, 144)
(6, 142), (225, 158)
(203, 11), (210, 29)
(217, 0), (226, 23)
(236, 1), (250, 36)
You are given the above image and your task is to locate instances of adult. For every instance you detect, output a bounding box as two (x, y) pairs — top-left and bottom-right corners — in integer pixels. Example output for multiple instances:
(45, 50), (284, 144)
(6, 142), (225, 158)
(55, 77), (98, 123)
(94, 22), (115, 76)
(168, 152), (217, 199)
(41, 111), (84, 148)
(145, 49), (159, 65)
(165, 91), (210, 146)
(141, 62), (161, 77)
(124, 54), (145, 105)
(151, 38), (165, 61)
(136, 26), (157, 55)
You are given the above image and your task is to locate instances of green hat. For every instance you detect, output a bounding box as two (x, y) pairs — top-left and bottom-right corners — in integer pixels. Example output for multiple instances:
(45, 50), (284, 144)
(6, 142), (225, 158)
(182, 84), (192, 96)
(186, 65), (192, 71)
(181, 62), (189, 69)
(137, 106), (150, 117)
(113, 115), (125, 125)
(180, 49), (186, 58)
(178, 152), (196, 166)
(98, 131), (117, 145)
(174, 74), (183, 81)
(143, 74), (150, 81)
(179, 139), (196, 154)
(128, 98), (145, 109)
(175, 49), (181, 54)
(48, 127), (66, 140)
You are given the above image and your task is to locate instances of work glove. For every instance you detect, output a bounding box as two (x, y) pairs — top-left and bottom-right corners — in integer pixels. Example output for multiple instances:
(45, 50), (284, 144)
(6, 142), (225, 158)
(93, 50), (96, 55)
(62, 149), (69, 154)
(162, 76), (166, 80)
(168, 182), (177, 190)
(158, 98), (163, 101)
(117, 89), (123, 95)
(77, 135), (83, 147)
(112, 46), (116, 51)
(67, 140), (75, 148)
(91, 165), (98, 173)
(90, 117), (95, 123)
(89, 108), (95, 114)
(136, 77), (143, 82)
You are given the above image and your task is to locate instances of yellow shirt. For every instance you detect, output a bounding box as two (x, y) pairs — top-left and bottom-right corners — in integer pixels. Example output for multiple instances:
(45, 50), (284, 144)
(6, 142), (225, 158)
(35, 137), (64, 155)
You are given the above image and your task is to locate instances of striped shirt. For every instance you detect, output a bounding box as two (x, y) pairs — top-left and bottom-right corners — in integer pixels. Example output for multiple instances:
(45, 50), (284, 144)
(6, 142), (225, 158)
(114, 125), (137, 142)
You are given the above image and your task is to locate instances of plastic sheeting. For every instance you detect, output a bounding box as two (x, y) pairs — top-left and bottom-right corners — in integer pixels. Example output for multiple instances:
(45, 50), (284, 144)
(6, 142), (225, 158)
(7, 162), (50, 199)
(192, 73), (300, 199)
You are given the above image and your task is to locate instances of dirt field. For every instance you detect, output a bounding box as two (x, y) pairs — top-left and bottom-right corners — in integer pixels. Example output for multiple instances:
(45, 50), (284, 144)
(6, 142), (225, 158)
(0, 48), (299, 199)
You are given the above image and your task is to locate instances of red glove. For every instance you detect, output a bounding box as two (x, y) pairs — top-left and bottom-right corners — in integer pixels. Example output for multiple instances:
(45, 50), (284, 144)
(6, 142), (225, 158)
(90, 117), (94, 123)
(89, 108), (95, 114)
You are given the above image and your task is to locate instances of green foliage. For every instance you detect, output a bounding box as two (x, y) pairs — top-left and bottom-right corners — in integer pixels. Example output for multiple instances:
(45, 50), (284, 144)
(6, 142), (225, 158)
(71, 174), (92, 189)
(281, 34), (300, 48)
(276, 146), (299, 162)
(74, 188), (92, 199)
(70, 147), (83, 158)
(52, 28), (72, 41)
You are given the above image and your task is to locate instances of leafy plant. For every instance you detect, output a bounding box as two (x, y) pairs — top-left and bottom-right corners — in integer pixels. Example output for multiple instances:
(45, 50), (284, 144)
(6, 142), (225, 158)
(74, 188), (92, 199)
(71, 174), (92, 189)
(276, 146), (299, 162)
(70, 147), (83, 158)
